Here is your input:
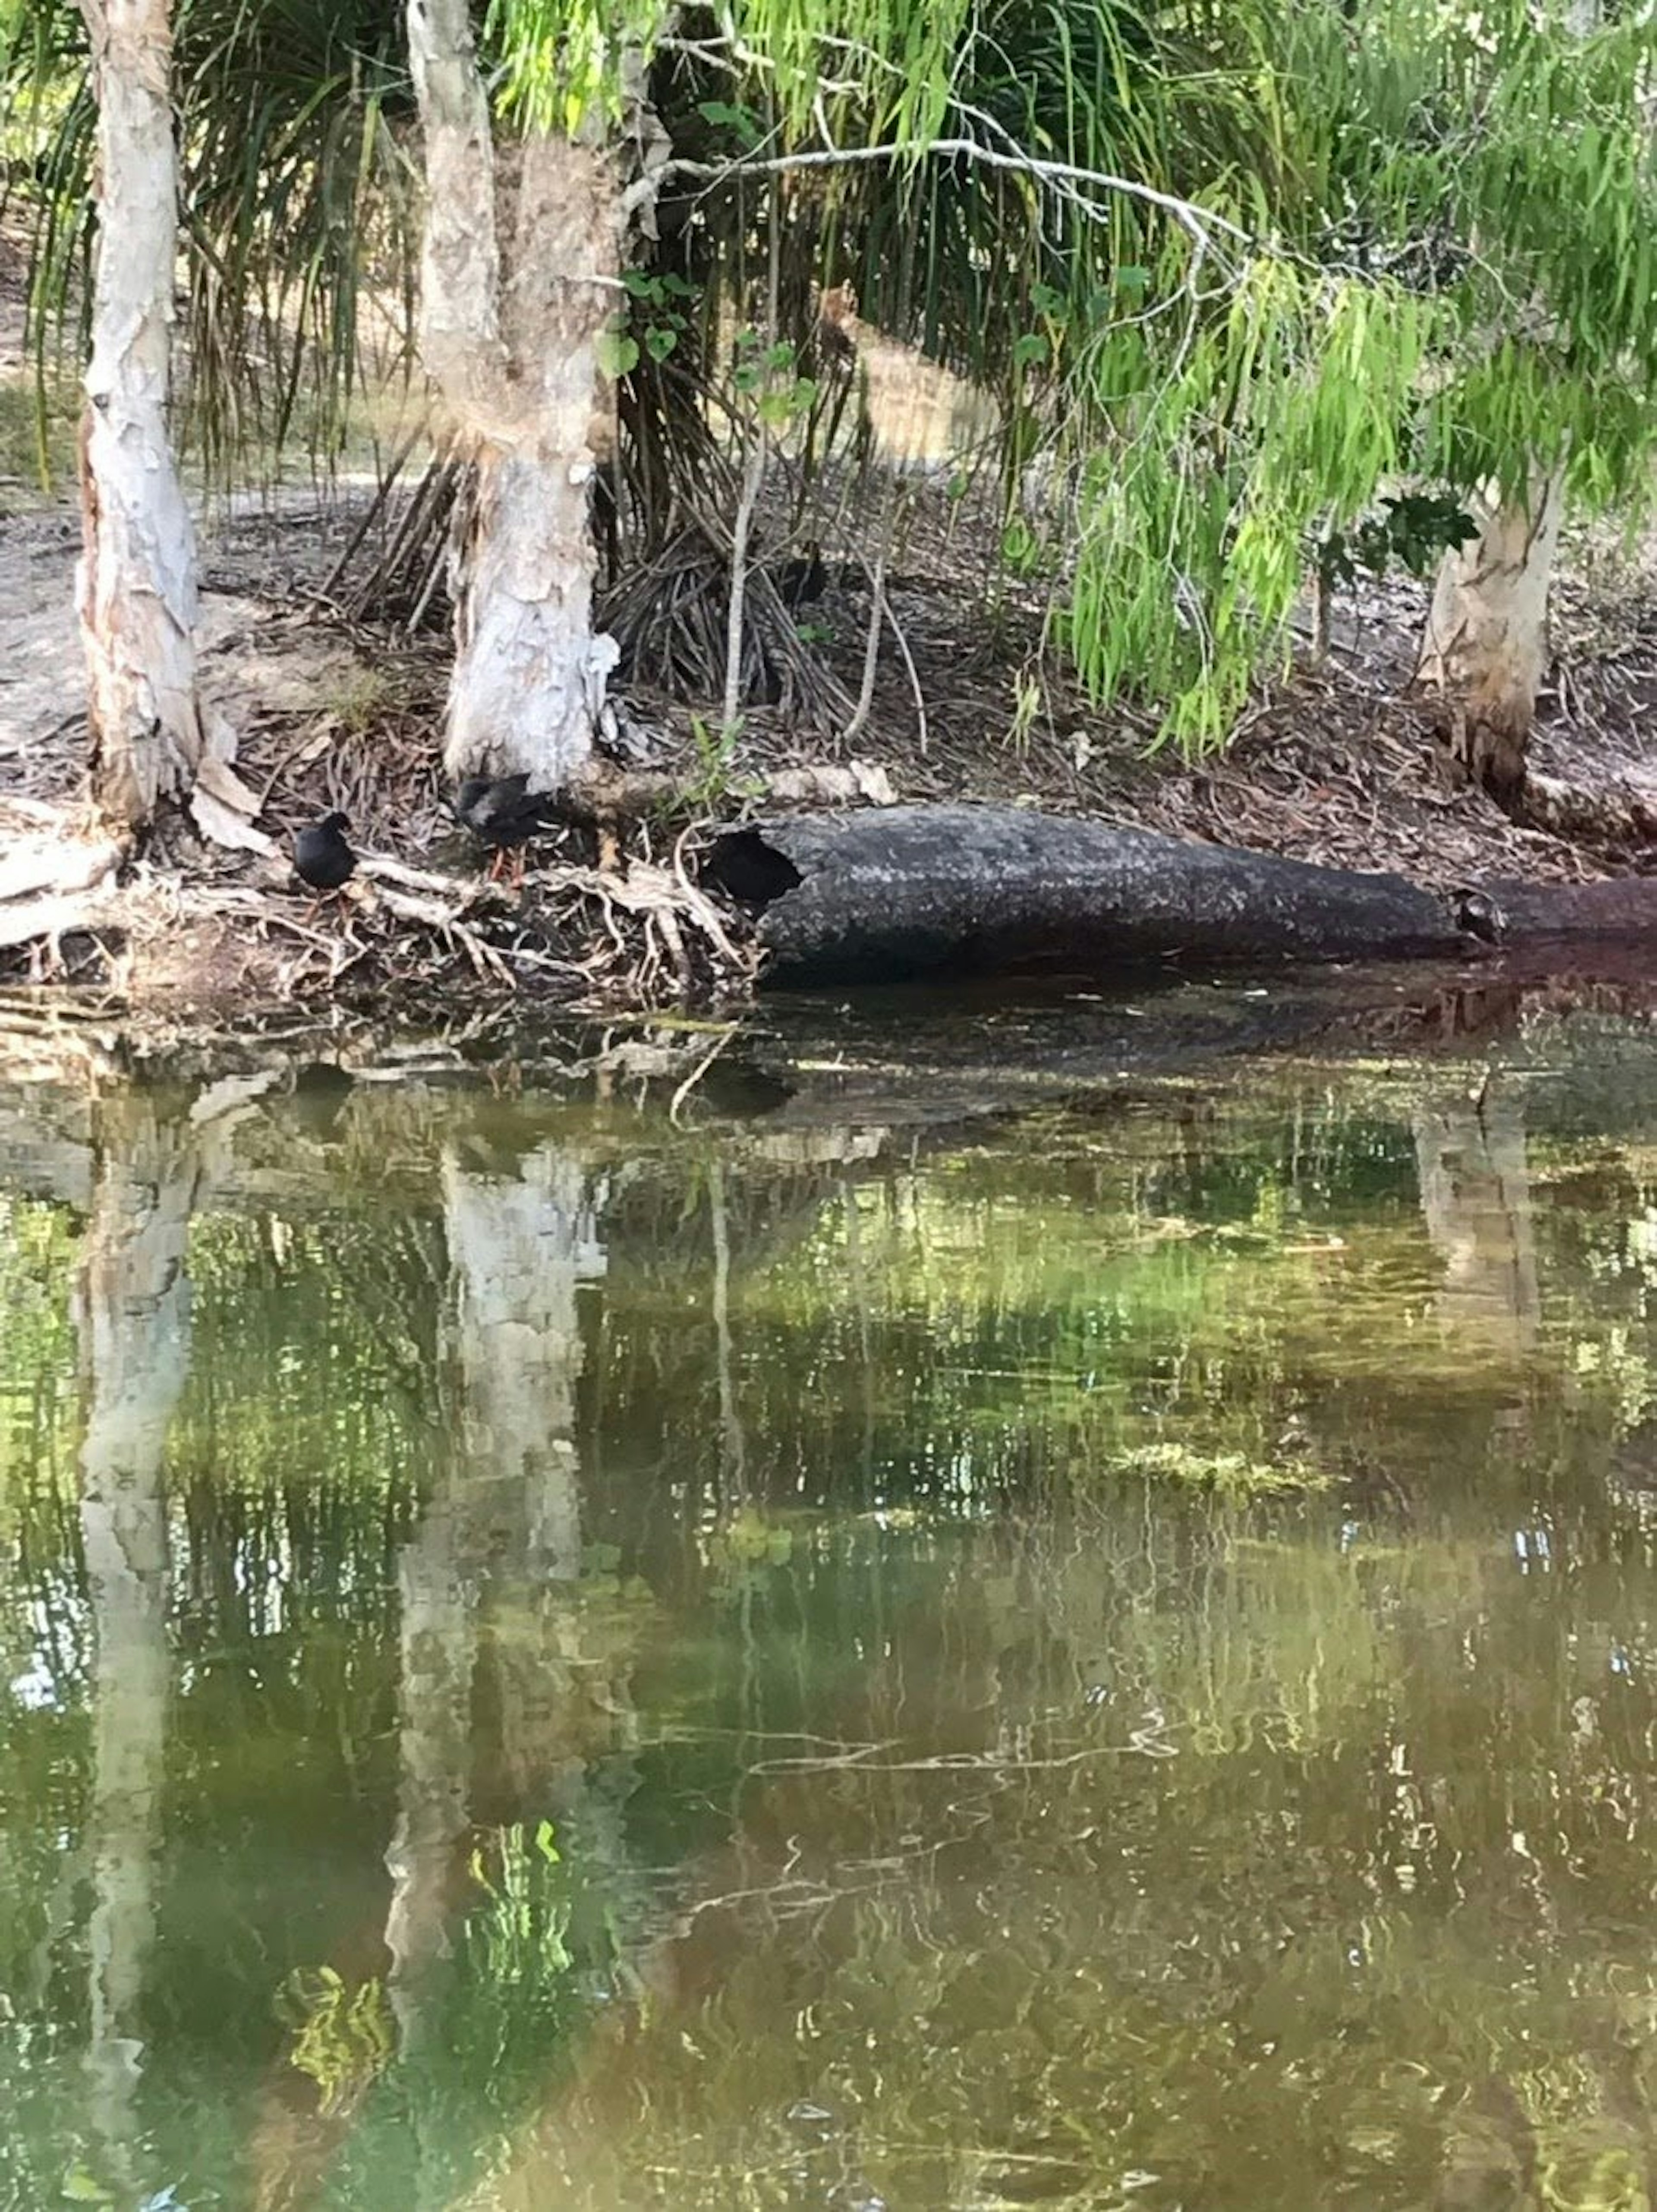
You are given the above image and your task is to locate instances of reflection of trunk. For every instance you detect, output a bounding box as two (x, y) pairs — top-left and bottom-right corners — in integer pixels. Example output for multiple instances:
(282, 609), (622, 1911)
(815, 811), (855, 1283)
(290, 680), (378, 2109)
(842, 1176), (878, 1487)
(709, 1164), (747, 1507)
(1416, 467), (1565, 813)
(406, 0), (624, 788)
(78, 0), (202, 829)
(77, 1097), (198, 2162)
(443, 1145), (605, 1571)
(1414, 1081), (1540, 1356)
(442, 1143), (608, 1802)
(383, 1459), (476, 2047)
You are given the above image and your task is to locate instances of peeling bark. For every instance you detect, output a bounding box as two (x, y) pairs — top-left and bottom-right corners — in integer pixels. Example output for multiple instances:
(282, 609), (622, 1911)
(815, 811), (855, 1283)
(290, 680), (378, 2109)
(1416, 467), (1565, 814)
(77, 0), (202, 830)
(406, 0), (629, 789)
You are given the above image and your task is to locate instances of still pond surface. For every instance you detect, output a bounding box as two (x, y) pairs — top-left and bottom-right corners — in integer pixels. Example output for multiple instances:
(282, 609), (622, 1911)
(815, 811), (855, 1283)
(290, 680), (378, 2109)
(4, 991), (1657, 2211)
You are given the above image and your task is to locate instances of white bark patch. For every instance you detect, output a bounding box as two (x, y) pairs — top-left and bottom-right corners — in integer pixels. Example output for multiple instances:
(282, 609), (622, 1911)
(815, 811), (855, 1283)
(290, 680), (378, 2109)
(447, 454), (621, 785)
(78, 0), (202, 830)
(1416, 466), (1565, 803)
(189, 745), (277, 857)
(405, 0), (508, 420)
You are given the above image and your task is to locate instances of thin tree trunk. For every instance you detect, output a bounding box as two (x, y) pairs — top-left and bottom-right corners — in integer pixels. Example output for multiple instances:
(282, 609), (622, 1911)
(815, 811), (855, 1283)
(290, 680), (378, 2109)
(406, 0), (625, 790)
(1415, 465), (1565, 814)
(77, 0), (202, 831)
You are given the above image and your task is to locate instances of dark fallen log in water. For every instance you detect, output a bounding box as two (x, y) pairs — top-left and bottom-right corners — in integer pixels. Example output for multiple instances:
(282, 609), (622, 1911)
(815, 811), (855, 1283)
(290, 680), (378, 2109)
(1487, 874), (1657, 939)
(708, 805), (1483, 987)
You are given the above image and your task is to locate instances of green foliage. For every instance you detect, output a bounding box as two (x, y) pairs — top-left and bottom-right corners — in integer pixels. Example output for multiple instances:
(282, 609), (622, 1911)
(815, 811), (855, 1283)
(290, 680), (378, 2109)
(12, 0), (1657, 747)
(685, 710), (746, 806)
(1317, 492), (1480, 589)
(618, 265), (696, 369)
(1062, 268), (1433, 747)
(731, 327), (816, 430)
(2, 0), (416, 485)
(488, 0), (970, 146)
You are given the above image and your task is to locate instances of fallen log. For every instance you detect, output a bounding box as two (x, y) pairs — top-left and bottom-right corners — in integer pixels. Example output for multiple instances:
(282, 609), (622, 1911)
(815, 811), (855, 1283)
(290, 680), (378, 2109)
(708, 805), (1483, 987)
(1486, 874), (1657, 939)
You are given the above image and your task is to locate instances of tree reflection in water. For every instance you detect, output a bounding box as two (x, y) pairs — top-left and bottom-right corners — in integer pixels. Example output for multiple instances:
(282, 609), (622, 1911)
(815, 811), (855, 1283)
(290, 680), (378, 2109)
(0, 1015), (1655, 2209)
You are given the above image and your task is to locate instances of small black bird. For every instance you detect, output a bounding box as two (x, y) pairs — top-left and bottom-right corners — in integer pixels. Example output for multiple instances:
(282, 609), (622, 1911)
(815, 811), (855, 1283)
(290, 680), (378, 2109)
(293, 811), (356, 921)
(454, 775), (550, 887)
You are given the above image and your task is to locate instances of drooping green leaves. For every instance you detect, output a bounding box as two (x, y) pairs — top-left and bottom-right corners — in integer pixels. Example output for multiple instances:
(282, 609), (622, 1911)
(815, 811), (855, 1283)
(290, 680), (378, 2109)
(11, 0), (1657, 747)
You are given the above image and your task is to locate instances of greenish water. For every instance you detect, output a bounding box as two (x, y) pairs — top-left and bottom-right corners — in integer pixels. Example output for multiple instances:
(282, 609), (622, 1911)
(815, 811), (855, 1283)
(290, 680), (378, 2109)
(4, 999), (1657, 2211)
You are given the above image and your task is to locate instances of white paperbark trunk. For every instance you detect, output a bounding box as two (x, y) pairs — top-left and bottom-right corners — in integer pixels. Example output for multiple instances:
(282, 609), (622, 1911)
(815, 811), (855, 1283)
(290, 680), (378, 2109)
(77, 0), (202, 830)
(1415, 466), (1565, 811)
(76, 1099), (198, 2160)
(406, 0), (623, 789)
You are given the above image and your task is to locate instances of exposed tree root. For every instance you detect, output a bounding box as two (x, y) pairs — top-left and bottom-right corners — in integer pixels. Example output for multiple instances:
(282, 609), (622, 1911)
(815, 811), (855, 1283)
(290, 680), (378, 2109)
(0, 819), (758, 1011)
(599, 520), (858, 732)
(0, 816), (127, 960)
(1518, 769), (1657, 848)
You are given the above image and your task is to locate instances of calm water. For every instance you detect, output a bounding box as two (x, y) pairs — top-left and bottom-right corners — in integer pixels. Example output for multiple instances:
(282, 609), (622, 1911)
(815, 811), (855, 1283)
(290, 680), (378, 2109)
(4, 993), (1657, 2212)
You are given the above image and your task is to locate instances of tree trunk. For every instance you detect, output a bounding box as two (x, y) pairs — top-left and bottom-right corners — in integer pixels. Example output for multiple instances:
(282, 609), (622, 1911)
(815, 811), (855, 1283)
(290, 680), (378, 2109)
(1415, 466), (1565, 814)
(406, 0), (624, 790)
(77, 0), (202, 831)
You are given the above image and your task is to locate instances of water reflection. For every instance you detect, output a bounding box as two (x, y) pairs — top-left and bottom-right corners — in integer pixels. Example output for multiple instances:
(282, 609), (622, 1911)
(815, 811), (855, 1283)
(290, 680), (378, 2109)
(1414, 1077), (1540, 1356)
(2, 1008), (1657, 2209)
(79, 1095), (198, 2187)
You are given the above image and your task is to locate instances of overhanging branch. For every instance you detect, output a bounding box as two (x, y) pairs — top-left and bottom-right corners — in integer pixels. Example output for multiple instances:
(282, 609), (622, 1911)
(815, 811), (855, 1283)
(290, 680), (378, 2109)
(655, 137), (1253, 259)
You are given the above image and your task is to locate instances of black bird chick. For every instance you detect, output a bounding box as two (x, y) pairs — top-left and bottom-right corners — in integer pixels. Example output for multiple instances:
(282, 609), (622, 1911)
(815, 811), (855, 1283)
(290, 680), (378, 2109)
(454, 775), (549, 888)
(293, 811), (356, 922)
